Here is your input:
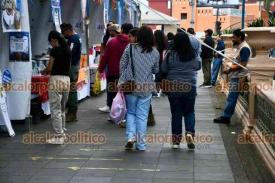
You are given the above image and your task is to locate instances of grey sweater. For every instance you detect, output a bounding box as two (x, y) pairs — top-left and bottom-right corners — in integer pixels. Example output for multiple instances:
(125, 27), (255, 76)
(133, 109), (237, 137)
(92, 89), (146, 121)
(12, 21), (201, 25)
(161, 36), (202, 86)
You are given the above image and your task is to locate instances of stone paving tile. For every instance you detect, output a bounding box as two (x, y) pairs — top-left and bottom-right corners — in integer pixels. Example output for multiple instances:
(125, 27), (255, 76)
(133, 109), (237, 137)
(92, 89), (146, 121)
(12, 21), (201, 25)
(194, 172), (234, 182)
(75, 169), (116, 177)
(45, 160), (87, 168)
(0, 175), (31, 183)
(0, 161), (8, 168)
(110, 177), (153, 183)
(153, 179), (193, 183)
(28, 175), (72, 183)
(0, 167), (40, 176)
(114, 170), (155, 178)
(195, 181), (234, 183)
(194, 159), (231, 168)
(194, 154), (228, 161)
(5, 160), (49, 169)
(69, 176), (112, 183)
(154, 171), (193, 180)
(35, 168), (77, 176)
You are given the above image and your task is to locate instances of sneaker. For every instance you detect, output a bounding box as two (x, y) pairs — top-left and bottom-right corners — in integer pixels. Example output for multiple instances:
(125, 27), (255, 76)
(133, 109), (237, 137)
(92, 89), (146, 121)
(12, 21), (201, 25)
(203, 85), (213, 88)
(135, 148), (146, 151)
(152, 92), (158, 98)
(98, 106), (110, 113)
(172, 143), (180, 149)
(46, 136), (65, 145)
(186, 134), (195, 150)
(199, 83), (212, 88)
(118, 120), (126, 128)
(213, 116), (230, 124)
(125, 141), (135, 150)
(199, 83), (206, 88)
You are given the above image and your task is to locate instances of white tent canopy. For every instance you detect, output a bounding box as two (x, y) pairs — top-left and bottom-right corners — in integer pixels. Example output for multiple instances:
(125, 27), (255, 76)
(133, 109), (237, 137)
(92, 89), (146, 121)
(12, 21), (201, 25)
(140, 5), (180, 25)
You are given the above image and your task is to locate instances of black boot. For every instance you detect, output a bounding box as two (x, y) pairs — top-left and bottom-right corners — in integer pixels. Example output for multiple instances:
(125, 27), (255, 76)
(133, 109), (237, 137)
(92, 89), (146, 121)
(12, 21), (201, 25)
(147, 105), (155, 126)
(213, 116), (230, 124)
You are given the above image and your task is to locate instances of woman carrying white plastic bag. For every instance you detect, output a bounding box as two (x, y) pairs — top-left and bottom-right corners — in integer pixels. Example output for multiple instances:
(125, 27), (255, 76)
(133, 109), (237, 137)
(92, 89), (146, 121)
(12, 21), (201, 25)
(118, 26), (159, 151)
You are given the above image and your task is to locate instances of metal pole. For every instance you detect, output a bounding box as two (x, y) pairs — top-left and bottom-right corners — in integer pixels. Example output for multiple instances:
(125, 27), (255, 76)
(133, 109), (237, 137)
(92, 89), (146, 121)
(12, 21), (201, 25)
(241, 0), (246, 29)
(190, 0), (195, 28)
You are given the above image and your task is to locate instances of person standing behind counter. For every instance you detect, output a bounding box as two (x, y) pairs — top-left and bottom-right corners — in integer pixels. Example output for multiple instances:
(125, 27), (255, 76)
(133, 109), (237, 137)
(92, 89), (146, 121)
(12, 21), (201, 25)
(60, 23), (82, 123)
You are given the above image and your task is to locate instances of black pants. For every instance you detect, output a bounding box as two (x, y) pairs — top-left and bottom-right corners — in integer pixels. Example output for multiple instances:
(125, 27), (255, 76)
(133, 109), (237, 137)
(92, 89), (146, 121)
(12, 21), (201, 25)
(168, 87), (197, 144)
(107, 76), (119, 108)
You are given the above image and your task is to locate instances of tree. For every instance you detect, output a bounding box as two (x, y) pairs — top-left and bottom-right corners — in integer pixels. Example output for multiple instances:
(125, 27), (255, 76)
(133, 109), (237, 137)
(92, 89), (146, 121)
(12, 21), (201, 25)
(264, 0), (271, 11)
(264, 0), (274, 26)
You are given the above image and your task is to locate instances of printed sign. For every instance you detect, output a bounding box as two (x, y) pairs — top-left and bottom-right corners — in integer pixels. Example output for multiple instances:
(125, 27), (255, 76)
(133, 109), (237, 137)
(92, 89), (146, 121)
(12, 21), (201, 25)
(9, 32), (30, 62)
(51, 0), (62, 32)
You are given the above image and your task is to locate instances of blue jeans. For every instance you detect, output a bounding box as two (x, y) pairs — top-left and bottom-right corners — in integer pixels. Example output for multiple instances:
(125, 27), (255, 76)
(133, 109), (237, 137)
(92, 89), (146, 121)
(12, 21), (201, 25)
(125, 94), (152, 150)
(222, 78), (240, 119)
(211, 57), (223, 85)
(168, 87), (197, 144)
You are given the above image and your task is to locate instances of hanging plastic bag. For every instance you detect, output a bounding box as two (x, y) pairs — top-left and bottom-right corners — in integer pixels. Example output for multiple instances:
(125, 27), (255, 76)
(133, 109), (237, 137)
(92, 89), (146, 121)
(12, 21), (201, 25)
(100, 72), (107, 91)
(92, 72), (101, 95)
(109, 91), (127, 125)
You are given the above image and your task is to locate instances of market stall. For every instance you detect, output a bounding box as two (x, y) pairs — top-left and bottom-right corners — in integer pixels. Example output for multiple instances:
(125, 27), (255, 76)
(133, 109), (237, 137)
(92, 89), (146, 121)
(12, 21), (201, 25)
(28, 0), (90, 122)
(87, 0), (141, 95)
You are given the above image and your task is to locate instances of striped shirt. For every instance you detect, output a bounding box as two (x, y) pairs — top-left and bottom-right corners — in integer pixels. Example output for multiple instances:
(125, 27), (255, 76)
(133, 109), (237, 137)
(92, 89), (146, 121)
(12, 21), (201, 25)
(118, 44), (160, 97)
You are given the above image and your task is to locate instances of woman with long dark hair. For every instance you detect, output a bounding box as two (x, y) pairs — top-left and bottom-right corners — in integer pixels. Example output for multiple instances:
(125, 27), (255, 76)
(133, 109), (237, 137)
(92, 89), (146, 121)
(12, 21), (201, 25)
(42, 30), (71, 144)
(161, 32), (201, 149)
(128, 28), (139, 43)
(154, 30), (167, 86)
(118, 26), (160, 151)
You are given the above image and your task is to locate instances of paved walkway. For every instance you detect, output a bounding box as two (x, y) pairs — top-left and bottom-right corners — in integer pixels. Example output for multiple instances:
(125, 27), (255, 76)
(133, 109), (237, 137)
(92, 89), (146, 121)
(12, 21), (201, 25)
(0, 74), (235, 183)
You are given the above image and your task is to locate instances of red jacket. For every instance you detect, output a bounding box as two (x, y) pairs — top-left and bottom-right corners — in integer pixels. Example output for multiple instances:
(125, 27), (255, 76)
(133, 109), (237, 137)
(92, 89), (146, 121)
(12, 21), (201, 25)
(98, 34), (129, 77)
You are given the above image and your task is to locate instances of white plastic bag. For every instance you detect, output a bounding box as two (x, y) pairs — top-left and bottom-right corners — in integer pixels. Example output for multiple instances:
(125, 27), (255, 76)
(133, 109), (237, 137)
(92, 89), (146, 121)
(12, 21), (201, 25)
(109, 91), (126, 125)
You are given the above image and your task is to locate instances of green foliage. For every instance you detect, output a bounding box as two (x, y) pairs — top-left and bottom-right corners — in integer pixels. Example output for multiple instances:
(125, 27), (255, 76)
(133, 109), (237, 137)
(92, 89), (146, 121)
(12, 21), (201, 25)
(264, 0), (271, 11)
(248, 18), (264, 27)
(223, 29), (233, 34)
(268, 15), (275, 27)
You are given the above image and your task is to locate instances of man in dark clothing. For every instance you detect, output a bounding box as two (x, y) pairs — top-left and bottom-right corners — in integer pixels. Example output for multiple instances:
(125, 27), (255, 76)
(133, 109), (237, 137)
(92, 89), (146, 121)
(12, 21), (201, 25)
(61, 23), (82, 122)
(201, 29), (215, 87)
(98, 23), (133, 114)
(211, 34), (225, 86)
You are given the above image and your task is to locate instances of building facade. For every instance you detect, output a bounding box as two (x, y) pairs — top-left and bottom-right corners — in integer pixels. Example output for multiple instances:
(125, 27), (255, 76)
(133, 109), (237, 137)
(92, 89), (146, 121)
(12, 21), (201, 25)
(148, 0), (172, 16)
(149, 0), (266, 33)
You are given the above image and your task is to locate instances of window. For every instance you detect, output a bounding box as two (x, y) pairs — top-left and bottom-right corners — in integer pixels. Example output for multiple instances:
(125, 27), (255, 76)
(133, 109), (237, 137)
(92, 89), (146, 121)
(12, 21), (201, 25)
(181, 13), (187, 20)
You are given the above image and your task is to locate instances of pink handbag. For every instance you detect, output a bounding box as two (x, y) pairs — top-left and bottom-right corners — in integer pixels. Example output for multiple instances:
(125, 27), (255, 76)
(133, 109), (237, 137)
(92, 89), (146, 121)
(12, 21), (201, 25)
(109, 91), (127, 125)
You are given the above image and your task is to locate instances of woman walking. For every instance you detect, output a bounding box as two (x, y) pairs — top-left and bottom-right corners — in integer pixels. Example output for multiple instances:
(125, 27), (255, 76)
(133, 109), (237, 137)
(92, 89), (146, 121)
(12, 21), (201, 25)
(154, 30), (167, 97)
(42, 31), (71, 144)
(128, 28), (155, 127)
(118, 26), (159, 151)
(161, 32), (201, 149)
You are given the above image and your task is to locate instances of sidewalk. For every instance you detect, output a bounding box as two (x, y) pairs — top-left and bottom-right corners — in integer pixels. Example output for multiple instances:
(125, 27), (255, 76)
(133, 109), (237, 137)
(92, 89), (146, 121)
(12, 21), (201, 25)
(0, 74), (235, 183)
